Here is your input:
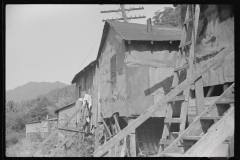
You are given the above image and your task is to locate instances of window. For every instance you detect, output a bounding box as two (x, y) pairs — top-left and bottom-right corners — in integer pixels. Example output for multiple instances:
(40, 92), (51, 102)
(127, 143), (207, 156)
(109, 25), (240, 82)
(110, 54), (117, 85)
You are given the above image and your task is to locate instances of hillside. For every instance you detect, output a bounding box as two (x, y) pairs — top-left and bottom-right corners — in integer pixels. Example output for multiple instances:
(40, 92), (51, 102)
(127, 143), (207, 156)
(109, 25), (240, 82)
(6, 81), (67, 103)
(6, 83), (77, 148)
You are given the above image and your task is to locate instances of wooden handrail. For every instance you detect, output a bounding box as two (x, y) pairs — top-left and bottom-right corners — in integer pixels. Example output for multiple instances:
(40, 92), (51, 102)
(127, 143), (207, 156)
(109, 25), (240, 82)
(93, 41), (234, 157)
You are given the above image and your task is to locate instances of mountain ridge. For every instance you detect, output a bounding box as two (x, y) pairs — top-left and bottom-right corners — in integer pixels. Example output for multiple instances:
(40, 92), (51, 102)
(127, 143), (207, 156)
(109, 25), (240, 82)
(6, 81), (67, 103)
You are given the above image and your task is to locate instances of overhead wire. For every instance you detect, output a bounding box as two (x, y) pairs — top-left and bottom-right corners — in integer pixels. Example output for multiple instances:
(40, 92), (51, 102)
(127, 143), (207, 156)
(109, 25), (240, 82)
(75, 5), (104, 73)
(75, 5), (102, 73)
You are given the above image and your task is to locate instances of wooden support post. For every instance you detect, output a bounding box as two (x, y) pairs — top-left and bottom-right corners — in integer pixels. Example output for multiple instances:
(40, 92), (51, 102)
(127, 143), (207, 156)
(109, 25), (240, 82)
(192, 5), (205, 116)
(206, 86), (215, 97)
(195, 77), (205, 115)
(120, 137), (127, 157)
(94, 122), (101, 150)
(128, 118), (136, 157)
(159, 103), (173, 153)
(101, 116), (112, 157)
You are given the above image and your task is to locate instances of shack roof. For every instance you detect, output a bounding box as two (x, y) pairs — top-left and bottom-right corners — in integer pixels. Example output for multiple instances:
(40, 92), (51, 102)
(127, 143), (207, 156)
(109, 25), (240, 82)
(26, 120), (41, 124)
(71, 60), (97, 84)
(96, 21), (181, 60)
(108, 21), (182, 41)
(72, 21), (182, 84)
(55, 102), (76, 114)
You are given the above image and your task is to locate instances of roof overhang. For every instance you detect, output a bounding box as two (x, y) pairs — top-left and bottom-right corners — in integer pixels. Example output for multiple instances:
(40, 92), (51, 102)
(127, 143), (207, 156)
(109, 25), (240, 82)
(71, 60), (97, 84)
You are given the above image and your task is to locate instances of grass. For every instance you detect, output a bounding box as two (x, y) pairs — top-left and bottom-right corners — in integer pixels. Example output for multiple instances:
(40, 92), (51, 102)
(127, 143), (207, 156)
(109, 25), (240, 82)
(6, 130), (95, 157)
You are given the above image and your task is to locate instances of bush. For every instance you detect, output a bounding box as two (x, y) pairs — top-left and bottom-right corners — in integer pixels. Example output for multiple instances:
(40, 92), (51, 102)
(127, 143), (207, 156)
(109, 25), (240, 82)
(6, 132), (24, 147)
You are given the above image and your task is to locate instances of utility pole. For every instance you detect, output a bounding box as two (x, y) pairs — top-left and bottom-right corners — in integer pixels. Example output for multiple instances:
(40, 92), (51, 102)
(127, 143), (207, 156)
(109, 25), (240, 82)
(101, 4), (146, 22)
(120, 4), (127, 22)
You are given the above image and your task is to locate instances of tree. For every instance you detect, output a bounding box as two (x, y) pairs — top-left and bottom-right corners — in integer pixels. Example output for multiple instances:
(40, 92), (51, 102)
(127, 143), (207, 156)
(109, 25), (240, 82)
(27, 97), (51, 122)
(152, 5), (185, 27)
(6, 100), (17, 113)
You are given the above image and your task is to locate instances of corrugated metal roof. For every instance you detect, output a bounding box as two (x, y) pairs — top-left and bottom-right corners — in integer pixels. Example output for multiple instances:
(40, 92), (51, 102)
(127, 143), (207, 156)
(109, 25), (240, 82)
(55, 102), (76, 113)
(108, 21), (182, 41)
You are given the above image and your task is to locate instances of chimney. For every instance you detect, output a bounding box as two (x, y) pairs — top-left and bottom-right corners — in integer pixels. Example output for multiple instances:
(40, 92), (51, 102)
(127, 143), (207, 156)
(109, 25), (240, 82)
(147, 18), (153, 33)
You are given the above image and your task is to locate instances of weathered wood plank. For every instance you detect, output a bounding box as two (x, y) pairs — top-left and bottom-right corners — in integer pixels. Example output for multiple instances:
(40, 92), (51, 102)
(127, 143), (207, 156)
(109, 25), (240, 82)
(174, 64), (189, 72)
(206, 86), (215, 97)
(58, 127), (81, 132)
(94, 122), (101, 150)
(159, 103), (173, 153)
(157, 83), (234, 157)
(159, 139), (174, 145)
(120, 137), (127, 157)
(128, 119), (136, 157)
(179, 40), (192, 48)
(93, 43), (234, 157)
(168, 95), (185, 102)
(164, 118), (182, 123)
(195, 77), (205, 115)
(183, 107), (234, 157)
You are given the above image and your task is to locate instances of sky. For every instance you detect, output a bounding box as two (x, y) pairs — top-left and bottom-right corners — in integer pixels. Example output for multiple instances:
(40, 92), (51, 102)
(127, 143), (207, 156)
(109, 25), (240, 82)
(6, 4), (173, 90)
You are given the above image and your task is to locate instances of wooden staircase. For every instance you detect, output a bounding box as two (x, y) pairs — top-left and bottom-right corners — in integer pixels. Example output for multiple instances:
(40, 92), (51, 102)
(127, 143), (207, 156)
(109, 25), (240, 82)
(158, 4), (201, 154)
(157, 83), (234, 157)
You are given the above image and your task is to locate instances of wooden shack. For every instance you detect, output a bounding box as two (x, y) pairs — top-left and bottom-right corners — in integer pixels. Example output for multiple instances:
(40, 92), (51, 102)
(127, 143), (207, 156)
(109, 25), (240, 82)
(26, 118), (57, 141)
(71, 60), (99, 134)
(55, 102), (78, 141)
(70, 20), (183, 155)
(93, 4), (234, 157)
(29, 5), (234, 157)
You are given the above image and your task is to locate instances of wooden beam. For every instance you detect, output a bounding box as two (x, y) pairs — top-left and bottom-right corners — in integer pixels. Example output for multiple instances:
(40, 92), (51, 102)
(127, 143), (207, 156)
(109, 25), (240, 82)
(168, 95), (185, 102)
(174, 63), (189, 72)
(159, 103), (173, 153)
(128, 119), (136, 157)
(157, 83), (234, 157)
(195, 77), (205, 115)
(113, 114), (121, 132)
(58, 127), (81, 132)
(94, 122), (101, 150)
(183, 107), (234, 157)
(179, 40), (192, 48)
(206, 86), (215, 97)
(120, 137), (127, 157)
(93, 43), (234, 157)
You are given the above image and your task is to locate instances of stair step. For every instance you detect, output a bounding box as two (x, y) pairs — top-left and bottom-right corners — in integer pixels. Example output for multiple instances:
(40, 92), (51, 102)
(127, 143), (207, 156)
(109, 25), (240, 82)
(159, 139), (174, 145)
(174, 64), (189, 72)
(179, 40), (192, 48)
(169, 95), (185, 102)
(200, 116), (221, 120)
(216, 99), (234, 104)
(163, 152), (183, 157)
(165, 118), (182, 123)
(178, 141), (194, 147)
(182, 136), (202, 141)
